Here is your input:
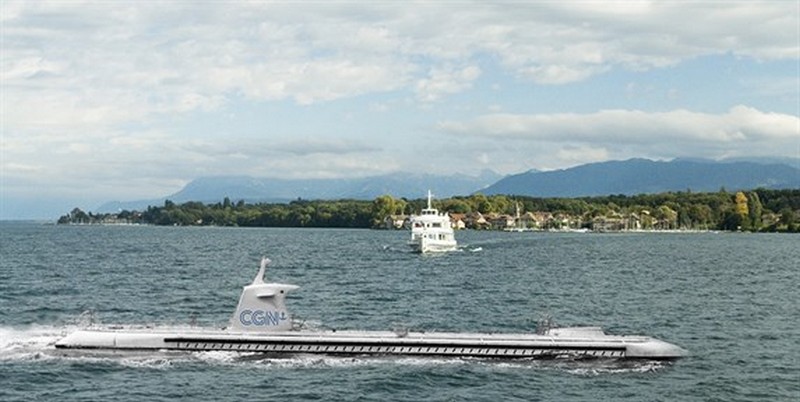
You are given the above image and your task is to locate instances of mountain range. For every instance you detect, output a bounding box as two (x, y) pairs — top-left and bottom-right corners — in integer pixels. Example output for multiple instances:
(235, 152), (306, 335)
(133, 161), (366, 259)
(97, 170), (502, 212)
(481, 158), (800, 197)
(96, 158), (800, 212)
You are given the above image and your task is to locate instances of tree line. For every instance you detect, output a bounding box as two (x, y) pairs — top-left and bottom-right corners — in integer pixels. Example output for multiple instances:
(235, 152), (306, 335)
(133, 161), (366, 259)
(58, 188), (800, 232)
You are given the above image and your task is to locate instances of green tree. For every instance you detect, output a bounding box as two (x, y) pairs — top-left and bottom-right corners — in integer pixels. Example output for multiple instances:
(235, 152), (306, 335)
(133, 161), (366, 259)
(654, 205), (678, 229)
(472, 193), (493, 213)
(747, 192), (763, 231)
(688, 204), (712, 229)
(779, 207), (795, 227)
(372, 195), (399, 228)
(442, 198), (471, 214)
(719, 210), (744, 231)
(69, 207), (90, 223)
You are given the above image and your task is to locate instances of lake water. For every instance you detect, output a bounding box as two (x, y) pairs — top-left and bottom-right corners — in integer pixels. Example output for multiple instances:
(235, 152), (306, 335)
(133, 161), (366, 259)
(1, 223), (798, 401)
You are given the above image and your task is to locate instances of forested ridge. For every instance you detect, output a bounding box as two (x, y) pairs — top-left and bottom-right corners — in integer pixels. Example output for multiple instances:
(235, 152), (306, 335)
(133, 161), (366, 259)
(59, 188), (800, 232)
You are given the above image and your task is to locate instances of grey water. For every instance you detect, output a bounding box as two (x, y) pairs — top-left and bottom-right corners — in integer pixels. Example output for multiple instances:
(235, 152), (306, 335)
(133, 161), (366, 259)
(1, 222), (797, 401)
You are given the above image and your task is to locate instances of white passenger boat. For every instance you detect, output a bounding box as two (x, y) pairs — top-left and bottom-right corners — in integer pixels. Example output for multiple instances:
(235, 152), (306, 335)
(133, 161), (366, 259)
(56, 258), (687, 360)
(408, 191), (458, 253)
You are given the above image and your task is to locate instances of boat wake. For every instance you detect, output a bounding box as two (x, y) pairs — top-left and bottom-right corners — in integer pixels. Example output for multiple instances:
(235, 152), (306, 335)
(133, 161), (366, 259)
(1, 325), (671, 374)
(0, 324), (68, 362)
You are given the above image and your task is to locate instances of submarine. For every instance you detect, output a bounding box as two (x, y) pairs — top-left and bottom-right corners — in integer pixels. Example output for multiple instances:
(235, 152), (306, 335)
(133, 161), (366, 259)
(56, 258), (687, 360)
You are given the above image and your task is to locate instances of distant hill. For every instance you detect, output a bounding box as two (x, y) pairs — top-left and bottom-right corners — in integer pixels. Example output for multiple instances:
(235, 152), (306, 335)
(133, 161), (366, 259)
(480, 158), (800, 197)
(96, 170), (502, 212)
(96, 158), (800, 213)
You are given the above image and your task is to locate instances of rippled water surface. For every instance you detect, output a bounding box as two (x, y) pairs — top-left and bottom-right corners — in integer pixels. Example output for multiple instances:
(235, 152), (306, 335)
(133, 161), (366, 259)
(1, 223), (798, 401)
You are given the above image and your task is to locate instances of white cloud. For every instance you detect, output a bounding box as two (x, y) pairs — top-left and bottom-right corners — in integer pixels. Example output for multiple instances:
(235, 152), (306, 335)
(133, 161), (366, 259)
(415, 65), (481, 102)
(1, 124), (393, 204)
(256, 154), (400, 180)
(1, 56), (63, 80)
(438, 105), (800, 163)
(3, 1), (796, 130)
(520, 64), (608, 85)
(480, 1), (798, 79)
(555, 146), (610, 167)
(182, 137), (381, 159)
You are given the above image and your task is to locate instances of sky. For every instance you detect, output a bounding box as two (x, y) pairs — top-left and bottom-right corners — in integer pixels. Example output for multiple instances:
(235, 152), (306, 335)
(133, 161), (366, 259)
(1, 1), (799, 219)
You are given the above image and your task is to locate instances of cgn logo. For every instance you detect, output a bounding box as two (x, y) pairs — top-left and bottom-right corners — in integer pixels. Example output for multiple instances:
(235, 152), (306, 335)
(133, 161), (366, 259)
(239, 309), (287, 326)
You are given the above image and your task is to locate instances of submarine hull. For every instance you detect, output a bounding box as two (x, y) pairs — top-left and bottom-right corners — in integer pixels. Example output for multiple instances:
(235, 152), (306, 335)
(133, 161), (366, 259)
(55, 327), (687, 360)
(54, 258), (687, 361)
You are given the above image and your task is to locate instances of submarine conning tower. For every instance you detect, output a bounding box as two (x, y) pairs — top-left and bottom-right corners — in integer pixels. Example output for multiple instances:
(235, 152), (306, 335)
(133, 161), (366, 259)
(229, 257), (299, 332)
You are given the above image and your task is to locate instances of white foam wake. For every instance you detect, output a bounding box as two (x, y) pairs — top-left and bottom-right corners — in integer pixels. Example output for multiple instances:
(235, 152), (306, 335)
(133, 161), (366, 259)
(0, 325), (71, 362)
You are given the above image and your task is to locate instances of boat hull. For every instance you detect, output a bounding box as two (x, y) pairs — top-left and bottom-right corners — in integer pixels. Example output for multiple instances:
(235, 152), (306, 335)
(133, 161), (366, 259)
(55, 328), (686, 360)
(408, 238), (458, 254)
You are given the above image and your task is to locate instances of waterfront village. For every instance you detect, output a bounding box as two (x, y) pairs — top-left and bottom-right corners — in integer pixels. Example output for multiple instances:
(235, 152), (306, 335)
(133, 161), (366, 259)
(382, 209), (688, 232)
(64, 206), (715, 232)
(57, 189), (799, 233)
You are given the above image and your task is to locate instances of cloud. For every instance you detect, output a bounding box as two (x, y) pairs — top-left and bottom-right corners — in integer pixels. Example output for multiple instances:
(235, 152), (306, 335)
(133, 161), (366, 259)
(270, 138), (382, 156)
(556, 146), (610, 166)
(438, 105), (800, 163)
(1, 127), (391, 202)
(3, 1), (797, 129)
(415, 65), (482, 102)
(182, 137), (381, 159)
